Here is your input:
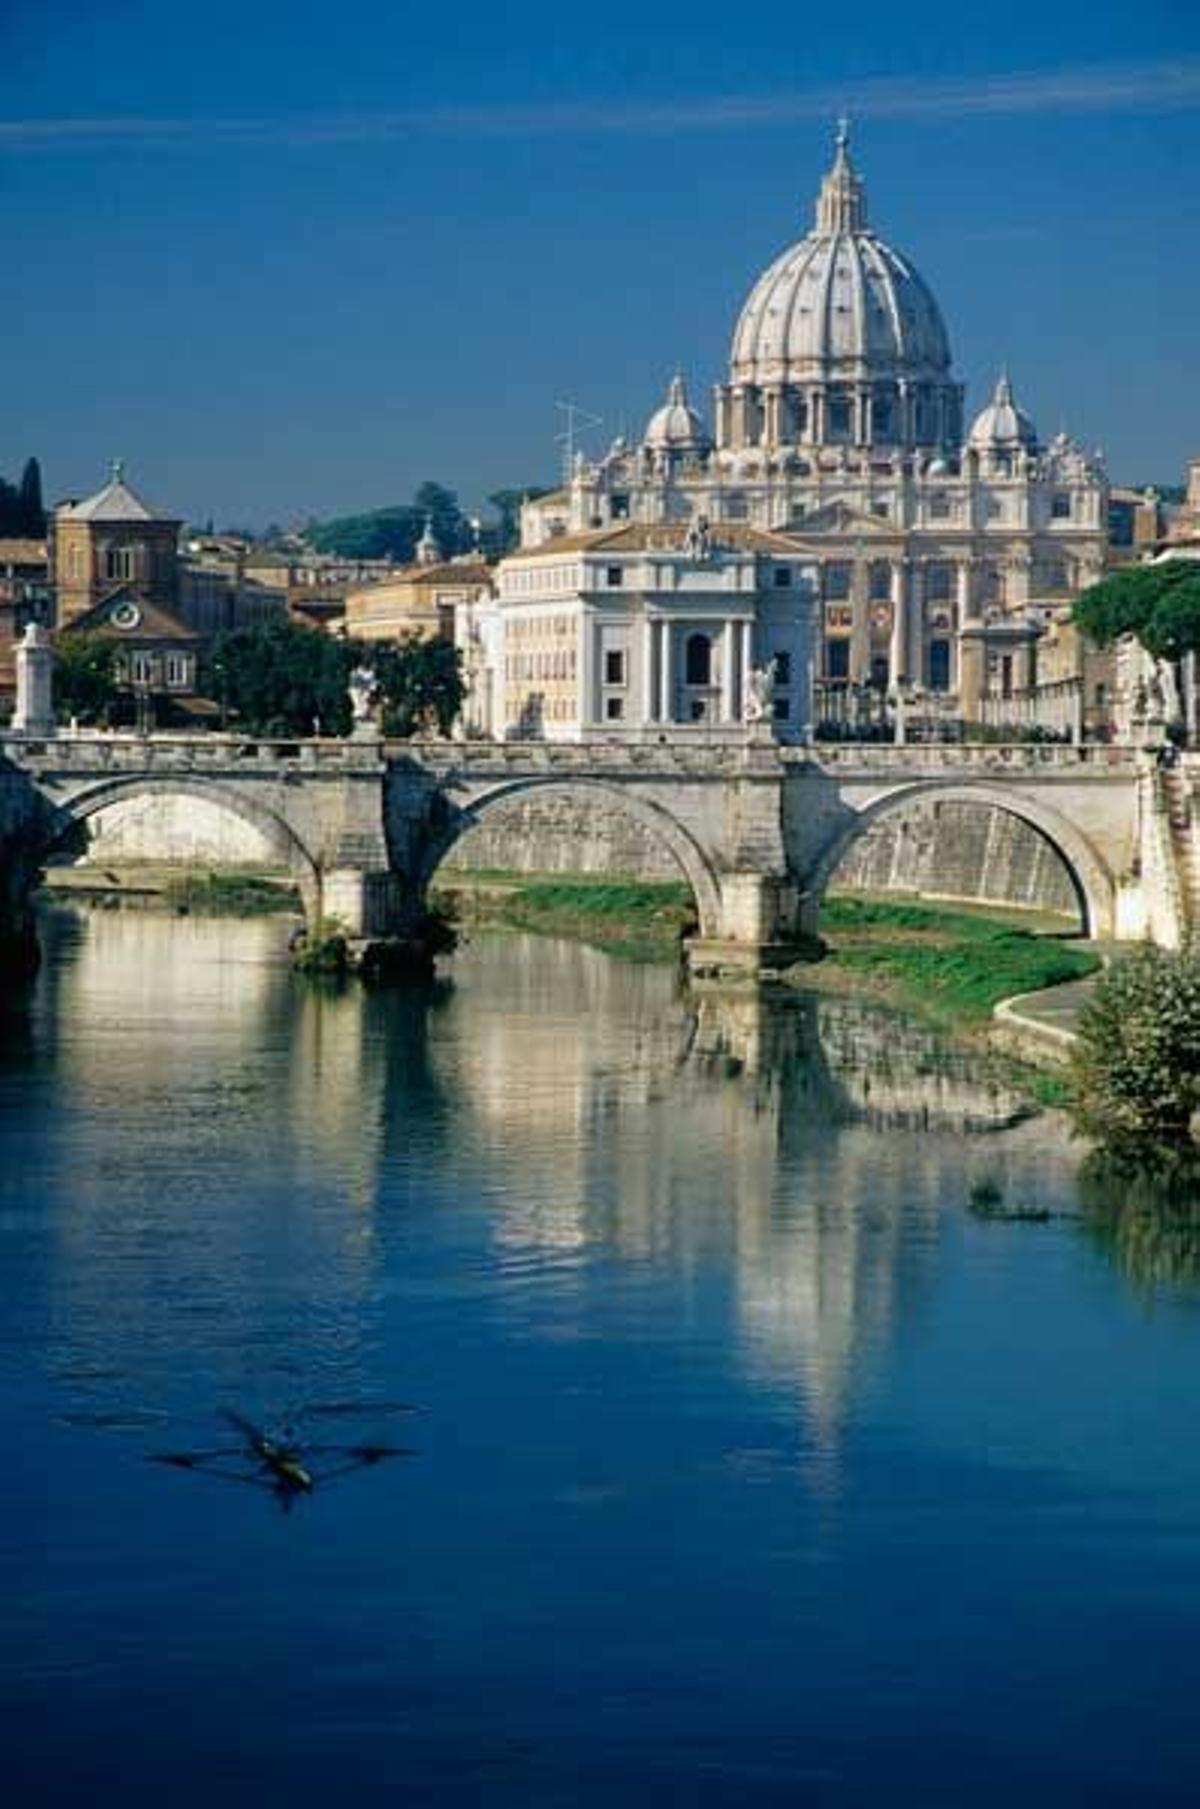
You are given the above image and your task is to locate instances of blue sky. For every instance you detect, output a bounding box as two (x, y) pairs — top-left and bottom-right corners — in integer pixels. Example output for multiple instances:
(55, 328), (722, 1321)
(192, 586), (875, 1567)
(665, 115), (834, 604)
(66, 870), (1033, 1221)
(2, 0), (1198, 525)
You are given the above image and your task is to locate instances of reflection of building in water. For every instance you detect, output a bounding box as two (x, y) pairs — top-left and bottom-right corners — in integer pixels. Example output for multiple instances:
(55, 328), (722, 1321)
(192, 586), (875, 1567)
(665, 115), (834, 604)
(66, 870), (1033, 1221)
(35, 910), (385, 1398)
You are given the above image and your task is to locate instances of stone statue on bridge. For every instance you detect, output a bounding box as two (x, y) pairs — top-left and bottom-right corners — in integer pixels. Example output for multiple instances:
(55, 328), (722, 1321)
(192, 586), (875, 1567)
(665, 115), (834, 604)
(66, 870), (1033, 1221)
(743, 661), (775, 724)
(348, 663), (380, 735)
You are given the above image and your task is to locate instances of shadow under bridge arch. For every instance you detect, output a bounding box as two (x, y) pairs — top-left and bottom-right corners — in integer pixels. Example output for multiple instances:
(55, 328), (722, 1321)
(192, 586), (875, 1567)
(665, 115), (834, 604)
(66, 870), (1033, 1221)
(808, 778), (1116, 939)
(48, 774), (324, 923)
(416, 775), (724, 937)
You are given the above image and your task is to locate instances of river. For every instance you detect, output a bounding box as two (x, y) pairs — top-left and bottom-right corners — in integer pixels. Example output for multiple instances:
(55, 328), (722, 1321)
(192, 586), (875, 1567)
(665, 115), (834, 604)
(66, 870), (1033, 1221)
(2, 907), (1199, 1805)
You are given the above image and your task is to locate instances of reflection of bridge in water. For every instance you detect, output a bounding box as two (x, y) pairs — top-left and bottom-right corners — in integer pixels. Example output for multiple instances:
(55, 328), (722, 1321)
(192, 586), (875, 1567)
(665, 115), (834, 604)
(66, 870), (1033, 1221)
(31, 914), (1083, 1469)
(0, 731), (1176, 973)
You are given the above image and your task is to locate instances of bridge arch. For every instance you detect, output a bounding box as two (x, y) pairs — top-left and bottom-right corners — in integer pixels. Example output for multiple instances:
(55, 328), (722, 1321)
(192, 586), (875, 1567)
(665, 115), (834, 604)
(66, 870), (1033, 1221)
(808, 779), (1116, 938)
(416, 775), (725, 937)
(41, 775), (324, 921)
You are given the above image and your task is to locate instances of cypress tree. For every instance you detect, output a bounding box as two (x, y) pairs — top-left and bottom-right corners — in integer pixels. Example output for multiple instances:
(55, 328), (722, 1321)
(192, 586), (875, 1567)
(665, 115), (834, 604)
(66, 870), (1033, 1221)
(18, 457), (45, 535)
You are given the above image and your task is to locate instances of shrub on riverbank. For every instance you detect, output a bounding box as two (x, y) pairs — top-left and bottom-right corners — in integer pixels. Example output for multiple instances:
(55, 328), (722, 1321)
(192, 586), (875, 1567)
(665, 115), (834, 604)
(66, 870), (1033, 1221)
(1068, 947), (1200, 1146)
(817, 898), (1099, 1024)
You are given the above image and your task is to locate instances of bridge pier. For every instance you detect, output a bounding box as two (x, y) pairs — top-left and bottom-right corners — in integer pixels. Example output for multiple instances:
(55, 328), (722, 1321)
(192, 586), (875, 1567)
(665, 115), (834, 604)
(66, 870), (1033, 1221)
(686, 871), (819, 981)
(317, 866), (451, 977)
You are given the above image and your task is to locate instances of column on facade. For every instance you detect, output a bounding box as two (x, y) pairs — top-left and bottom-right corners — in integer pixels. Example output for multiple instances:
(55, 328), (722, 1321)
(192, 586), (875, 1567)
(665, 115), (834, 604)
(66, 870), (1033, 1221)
(722, 620), (738, 722)
(854, 386), (870, 447)
(580, 615), (597, 728)
(849, 560), (871, 684)
(658, 620), (674, 724)
(640, 615), (657, 725)
(810, 388), (825, 446)
(740, 620), (753, 720)
(907, 563), (925, 686)
(763, 386), (782, 447)
(952, 563), (972, 692)
(887, 561), (906, 687)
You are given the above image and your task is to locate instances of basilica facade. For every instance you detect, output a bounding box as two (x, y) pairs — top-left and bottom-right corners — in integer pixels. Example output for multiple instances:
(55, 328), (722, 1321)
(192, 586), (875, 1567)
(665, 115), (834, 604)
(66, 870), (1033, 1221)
(492, 127), (1108, 741)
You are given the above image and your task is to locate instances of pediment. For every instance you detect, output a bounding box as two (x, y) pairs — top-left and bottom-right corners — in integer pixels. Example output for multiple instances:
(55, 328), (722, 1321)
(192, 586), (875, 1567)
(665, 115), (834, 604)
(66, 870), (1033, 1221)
(794, 499), (895, 537)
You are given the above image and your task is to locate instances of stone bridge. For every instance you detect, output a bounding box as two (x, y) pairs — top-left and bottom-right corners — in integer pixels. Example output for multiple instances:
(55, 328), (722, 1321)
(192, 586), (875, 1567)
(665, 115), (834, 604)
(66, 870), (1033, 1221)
(0, 729), (1172, 975)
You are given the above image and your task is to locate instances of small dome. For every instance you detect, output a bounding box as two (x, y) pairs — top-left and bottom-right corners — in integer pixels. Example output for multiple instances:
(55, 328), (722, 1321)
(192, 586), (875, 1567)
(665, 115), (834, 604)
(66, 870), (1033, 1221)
(968, 374), (1038, 452)
(643, 373), (712, 454)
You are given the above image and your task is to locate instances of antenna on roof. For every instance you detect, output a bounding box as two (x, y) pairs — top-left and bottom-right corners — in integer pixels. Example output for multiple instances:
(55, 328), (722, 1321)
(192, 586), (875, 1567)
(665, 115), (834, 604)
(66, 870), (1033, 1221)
(554, 399), (602, 485)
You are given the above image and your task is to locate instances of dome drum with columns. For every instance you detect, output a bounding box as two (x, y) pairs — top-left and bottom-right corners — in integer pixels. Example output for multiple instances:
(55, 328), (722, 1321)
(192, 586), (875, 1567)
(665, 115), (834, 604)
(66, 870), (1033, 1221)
(504, 130), (1109, 742)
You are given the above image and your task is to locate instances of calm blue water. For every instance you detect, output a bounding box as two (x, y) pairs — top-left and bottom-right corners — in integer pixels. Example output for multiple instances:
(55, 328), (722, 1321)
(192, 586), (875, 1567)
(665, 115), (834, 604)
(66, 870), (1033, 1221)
(2, 908), (1199, 1805)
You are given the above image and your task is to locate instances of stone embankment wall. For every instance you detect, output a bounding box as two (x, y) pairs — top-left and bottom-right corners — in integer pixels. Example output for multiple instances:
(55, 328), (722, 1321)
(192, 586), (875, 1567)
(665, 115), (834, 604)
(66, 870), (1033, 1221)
(829, 798), (1080, 920)
(60, 794), (278, 868)
(440, 794), (682, 880)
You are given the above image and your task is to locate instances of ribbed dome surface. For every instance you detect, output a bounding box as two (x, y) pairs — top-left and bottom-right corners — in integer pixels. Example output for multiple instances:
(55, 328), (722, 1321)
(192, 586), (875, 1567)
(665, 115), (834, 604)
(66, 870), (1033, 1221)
(729, 133), (952, 385)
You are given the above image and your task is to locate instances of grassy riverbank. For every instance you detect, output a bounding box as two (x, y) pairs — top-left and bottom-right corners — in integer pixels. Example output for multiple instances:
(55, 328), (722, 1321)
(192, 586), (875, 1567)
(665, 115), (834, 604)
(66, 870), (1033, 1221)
(810, 896), (1101, 1025)
(432, 870), (696, 962)
(41, 864), (299, 916)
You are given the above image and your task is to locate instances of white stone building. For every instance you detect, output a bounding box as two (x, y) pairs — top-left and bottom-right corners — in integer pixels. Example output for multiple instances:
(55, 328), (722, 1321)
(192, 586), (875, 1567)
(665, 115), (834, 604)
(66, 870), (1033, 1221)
(496, 126), (1107, 739)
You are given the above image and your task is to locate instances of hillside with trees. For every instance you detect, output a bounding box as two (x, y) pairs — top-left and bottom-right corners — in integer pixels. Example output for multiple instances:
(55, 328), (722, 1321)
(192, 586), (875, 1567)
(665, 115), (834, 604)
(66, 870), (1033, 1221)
(304, 480), (552, 562)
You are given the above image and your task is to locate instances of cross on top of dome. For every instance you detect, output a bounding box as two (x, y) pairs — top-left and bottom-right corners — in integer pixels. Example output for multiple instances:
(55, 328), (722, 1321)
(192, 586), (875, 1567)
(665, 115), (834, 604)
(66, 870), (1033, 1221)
(816, 118), (867, 234)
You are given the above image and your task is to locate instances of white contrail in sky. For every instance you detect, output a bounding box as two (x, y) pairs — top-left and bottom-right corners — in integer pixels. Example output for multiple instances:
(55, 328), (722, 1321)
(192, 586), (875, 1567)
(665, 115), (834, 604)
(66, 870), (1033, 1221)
(1, 58), (1199, 148)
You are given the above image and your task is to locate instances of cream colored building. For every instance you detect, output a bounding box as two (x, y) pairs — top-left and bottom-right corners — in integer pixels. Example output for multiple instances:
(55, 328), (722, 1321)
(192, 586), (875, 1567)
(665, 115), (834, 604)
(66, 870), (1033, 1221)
(499, 520), (815, 739)
(504, 127), (1108, 738)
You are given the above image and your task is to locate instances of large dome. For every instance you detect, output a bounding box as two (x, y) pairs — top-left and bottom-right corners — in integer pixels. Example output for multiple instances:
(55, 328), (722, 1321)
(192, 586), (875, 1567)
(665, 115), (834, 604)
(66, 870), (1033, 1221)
(730, 130), (952, 386)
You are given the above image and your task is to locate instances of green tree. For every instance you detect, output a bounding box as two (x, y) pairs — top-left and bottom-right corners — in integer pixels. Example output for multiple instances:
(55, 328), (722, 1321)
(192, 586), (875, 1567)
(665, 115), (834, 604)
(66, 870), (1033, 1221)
(18, 458), (44, 535)
(1073, 560), (1200, 728)
(366, 635), (465, 737)
(53, 634), (120, 725)
(304, 482), (473, 563)
(306, 504), (424, 561)
(1068, 946), (1200, 1146)
(204, 620), (353, 736)
(485, 486), (553, 556)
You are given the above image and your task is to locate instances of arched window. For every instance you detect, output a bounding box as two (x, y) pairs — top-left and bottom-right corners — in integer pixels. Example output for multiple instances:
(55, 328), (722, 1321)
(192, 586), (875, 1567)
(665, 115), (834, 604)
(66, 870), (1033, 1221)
(685, 633), (711, 686)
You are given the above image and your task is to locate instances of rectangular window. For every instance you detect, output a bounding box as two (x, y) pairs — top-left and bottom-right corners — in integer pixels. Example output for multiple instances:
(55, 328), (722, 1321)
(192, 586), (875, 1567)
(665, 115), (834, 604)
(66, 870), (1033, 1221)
(823, 562), (851, 602)
(724, 494), (748, 520)
(604, 696), (624, 721)
(130, 653), (154, 685)
(926, 564), (953, 603)
(773, 566), (792, 587)
(166, 654), (190, 688)
(772, 696), (791, 721)
(825, 638), (850, 680)
(929, 493), (952, 520)
(605, 566), (623, 587)
(928, 639), (951, 691)
(772, 650), (792, 686)
(1051, 492), (1072, 520)
(603, 649), (626, 686)
(869, 561), (891, 602)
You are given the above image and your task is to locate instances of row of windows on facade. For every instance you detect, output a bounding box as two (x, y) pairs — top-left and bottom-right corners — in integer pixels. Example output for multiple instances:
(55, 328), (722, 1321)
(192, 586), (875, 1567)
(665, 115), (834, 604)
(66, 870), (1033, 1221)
(602, 564), (798, 589)
(599, 490), (1077, 526)
(505, 612), (576, 637)
(820, 638), (952, 689)
(66, 546), (173, 582)
(592, 642), (793, 692)
(505, 649), (580, 683)
(113, 652), (194, 688)
(589, 693), (795, 724)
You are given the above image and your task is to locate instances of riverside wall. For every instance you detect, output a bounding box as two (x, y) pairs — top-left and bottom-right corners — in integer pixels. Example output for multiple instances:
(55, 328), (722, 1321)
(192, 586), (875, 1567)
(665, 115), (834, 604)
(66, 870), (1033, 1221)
(827, 796), (1080, 919)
